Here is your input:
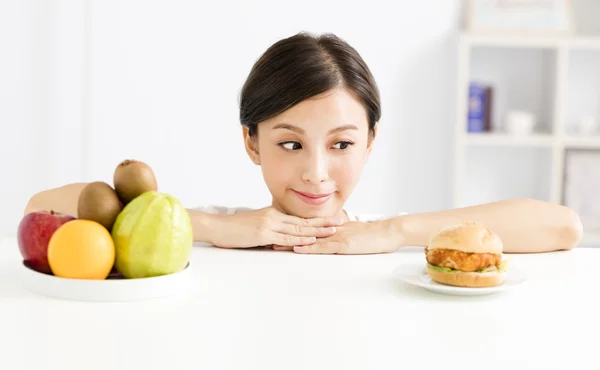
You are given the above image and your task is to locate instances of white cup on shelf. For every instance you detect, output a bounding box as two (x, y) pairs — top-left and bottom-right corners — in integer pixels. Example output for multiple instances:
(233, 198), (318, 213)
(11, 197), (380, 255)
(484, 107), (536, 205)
(505, 110), (536, 135)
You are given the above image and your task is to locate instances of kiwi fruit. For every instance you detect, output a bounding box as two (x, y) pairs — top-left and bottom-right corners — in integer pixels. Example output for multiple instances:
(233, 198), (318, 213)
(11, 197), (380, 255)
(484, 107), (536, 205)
(113, 159), (158, 204)
(77, 181), (123, 231)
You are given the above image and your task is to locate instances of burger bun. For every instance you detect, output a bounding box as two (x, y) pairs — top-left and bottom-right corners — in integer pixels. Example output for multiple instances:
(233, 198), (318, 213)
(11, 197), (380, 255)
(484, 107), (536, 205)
(427, 221), (503, 255)
(426, 265), (505, 288)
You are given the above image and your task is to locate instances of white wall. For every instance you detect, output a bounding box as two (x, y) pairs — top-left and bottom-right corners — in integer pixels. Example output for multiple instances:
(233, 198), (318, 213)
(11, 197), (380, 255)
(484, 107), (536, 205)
(1, 0), (87, 236)
(85, 0), (463, 216)
(1, 0), (464, 236)
(5, 1), (598, 237)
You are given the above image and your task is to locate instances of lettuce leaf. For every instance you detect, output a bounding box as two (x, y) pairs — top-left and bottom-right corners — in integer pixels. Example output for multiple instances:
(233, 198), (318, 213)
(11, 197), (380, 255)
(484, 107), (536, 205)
(497, 259), (510, 272)
(427, 264), (458, 273)
(427, 259), (510, 274)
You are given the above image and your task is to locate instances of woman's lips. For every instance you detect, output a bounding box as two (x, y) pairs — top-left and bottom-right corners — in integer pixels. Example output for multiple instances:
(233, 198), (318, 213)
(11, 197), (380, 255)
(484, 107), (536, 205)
(292, 190), (334, 205)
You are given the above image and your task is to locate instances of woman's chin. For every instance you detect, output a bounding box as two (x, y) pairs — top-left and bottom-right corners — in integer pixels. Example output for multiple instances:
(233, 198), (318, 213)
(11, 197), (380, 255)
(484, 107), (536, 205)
(280, 201), (342, 219)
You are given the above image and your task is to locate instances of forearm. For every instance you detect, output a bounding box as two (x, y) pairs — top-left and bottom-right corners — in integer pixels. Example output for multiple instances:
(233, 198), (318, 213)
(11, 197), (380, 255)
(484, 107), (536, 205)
(27, 185), (219, 244)
(24, 183), (88, 217)
(385, 198), (583, 253)
(187, 209), (221, 244)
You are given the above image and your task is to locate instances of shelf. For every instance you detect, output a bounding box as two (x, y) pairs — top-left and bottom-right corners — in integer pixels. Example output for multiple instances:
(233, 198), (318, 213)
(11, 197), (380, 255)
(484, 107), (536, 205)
(569, 37), (600, 50)
(454, 27), (600, 211)
(461, 32), (600, 50)
(462, 32), (564, 48)
(469, 47), (557, 135)
(464, 133), (555, 147)
(464, 133), (600, 148)
(564, 136), (600, 149)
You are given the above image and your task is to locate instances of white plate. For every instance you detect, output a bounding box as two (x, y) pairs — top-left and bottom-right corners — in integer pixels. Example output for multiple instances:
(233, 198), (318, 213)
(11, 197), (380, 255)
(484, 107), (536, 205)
(392, 263), (527, 296)
(18, 262), (193, 302)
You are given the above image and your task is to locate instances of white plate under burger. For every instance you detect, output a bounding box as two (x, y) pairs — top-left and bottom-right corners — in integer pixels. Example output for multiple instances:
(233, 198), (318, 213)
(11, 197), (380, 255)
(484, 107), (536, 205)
(392, 263), (528, 296)
(18, 261), (193, 302)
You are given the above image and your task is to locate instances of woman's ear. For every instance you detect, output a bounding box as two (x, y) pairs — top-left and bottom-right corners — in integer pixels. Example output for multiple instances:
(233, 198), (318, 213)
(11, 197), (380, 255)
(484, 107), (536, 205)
(243, 126), (261, 165)
(366, 123), (378, 158)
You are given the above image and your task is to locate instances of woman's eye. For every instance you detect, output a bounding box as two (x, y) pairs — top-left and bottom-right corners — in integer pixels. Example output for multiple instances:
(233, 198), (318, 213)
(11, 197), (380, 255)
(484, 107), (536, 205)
(280, 141), (302, 150)
(333, 141), (354, 150)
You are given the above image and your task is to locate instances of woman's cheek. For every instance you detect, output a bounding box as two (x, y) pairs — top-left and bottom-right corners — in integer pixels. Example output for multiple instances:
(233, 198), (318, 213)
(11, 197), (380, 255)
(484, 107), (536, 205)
(334, 154), (364, 192)
(262, 151), (295, 191)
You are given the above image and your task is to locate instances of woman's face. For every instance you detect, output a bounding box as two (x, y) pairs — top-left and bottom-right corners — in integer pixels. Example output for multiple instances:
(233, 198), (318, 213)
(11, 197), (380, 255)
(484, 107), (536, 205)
(243, 88), (376, 219)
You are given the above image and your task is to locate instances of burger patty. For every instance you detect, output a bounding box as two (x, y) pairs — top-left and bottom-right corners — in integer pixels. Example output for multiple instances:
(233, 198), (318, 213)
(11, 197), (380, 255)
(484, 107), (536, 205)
(425, 248), (500, 272)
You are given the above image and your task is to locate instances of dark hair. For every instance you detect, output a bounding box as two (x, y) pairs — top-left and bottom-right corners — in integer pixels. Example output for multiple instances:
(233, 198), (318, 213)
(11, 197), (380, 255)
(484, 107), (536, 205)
(239, 32), (381, 136)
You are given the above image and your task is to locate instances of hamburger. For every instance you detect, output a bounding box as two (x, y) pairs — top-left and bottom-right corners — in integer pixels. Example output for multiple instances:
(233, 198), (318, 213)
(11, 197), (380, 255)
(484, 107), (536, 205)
(424, 221), (508, 288)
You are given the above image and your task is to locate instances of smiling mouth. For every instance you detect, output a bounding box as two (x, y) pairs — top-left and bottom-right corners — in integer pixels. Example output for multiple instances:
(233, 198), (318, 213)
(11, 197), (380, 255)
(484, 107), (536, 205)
(292, 190), (334, 205)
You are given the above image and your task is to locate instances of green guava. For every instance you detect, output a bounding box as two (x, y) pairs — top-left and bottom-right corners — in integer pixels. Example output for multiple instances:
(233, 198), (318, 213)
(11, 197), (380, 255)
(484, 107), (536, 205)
(111, 191), (193, 278)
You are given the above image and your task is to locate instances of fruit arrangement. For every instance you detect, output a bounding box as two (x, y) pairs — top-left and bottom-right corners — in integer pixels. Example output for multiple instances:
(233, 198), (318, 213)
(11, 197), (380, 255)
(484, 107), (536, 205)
(17, 160), (193, 280)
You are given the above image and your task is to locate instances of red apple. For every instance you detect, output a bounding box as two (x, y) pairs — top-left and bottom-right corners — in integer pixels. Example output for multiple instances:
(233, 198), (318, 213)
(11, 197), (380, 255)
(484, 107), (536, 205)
(17, 210), (76, 274)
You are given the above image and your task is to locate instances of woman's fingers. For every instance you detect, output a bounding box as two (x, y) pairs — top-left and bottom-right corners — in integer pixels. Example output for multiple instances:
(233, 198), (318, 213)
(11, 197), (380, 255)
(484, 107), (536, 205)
(274, 222), (337, 238)
(272, 244), (293, 251)
(293, 242), (342, 254)
(269, 232), (317, 247)
(278, 213), (345, 227)
(257, 208), (344, 248)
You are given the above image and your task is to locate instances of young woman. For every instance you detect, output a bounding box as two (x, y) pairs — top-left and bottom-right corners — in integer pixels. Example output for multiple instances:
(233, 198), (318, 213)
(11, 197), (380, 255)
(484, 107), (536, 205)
(24, 32), (583, 254)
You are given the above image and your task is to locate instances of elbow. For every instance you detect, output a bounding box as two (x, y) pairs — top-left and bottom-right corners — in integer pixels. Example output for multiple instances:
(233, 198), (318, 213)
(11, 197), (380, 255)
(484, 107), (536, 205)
(504, 198), (583, 252)
(23, 189), (52, 215)
(24, 194), (40, 215)
(518, 198), (584, 251)
(556, 206), (584, 250)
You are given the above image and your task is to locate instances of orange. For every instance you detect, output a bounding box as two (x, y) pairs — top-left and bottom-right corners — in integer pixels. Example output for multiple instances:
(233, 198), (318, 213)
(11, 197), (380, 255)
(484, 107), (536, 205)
(48, 219), (115, 280)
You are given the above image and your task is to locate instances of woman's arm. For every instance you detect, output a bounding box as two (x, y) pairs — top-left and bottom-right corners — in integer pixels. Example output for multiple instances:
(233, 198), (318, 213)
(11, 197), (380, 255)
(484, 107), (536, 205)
(24, 184), (220, 243)
(187, 207), (342, 246)
(385, 198), (583, 253)
(24, 185), (340, 247)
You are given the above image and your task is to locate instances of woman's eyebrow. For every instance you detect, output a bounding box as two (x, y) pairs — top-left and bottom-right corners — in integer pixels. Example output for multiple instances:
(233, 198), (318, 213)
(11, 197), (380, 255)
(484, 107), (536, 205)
(327, 124), (358, 134)
(272, 123), (304, 133)
(271, 123), (358, 134)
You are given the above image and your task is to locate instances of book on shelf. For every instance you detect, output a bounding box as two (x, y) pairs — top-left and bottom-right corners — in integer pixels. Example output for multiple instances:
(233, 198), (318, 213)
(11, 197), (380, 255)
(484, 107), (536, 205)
(467, 82), (493, 133)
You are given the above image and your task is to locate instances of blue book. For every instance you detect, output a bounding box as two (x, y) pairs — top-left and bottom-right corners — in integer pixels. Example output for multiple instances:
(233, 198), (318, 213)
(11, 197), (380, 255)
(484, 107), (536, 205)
(468, 82), (492, 133)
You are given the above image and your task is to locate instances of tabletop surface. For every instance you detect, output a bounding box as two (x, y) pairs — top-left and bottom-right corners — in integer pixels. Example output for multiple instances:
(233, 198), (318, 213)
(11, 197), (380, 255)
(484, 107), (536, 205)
(0, 236), (598, 370)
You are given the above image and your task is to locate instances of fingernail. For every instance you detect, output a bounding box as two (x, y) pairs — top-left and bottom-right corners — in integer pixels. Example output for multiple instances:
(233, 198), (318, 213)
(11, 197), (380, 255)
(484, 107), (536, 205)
(324, 227), (336, 232)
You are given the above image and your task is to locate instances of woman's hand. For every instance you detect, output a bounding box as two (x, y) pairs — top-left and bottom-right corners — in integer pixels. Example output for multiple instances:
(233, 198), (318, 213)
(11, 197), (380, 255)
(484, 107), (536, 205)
(292, 220), (399, 255)
(206, 207), (344, 249)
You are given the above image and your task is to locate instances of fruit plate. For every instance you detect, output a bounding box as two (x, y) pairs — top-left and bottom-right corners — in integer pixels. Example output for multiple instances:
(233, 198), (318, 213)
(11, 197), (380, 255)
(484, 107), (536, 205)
(18, 262), (193, 302)
(392, 263), (528, 296)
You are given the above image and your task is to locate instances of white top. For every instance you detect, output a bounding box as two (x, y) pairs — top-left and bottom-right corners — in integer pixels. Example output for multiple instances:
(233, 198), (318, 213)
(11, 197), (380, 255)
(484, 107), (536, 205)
(0, 235), (597, 370)
(193, 205), (408, 223)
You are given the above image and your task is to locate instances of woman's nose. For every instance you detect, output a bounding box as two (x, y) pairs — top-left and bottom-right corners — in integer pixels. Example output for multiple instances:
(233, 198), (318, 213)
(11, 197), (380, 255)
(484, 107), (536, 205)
(301, 150), (329, 184)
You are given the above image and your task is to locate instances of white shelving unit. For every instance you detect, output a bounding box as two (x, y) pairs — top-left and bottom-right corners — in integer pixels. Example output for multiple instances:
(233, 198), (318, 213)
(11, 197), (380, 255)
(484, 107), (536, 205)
(453, 31), (600, 247)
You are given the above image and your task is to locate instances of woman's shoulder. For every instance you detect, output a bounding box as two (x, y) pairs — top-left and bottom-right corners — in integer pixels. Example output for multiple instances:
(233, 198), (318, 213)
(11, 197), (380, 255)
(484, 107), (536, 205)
(192, 205), (254, 215)
(344, 210), (408, 222)
(192, 205), (407, 221)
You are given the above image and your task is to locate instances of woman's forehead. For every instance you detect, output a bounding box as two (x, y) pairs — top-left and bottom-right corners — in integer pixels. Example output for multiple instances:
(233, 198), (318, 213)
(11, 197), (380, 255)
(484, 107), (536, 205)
(264, 89), (369, 131)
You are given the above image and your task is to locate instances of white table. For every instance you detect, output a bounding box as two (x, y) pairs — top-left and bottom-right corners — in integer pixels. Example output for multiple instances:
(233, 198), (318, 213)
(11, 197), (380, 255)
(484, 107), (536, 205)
(0, 236), (597, 370)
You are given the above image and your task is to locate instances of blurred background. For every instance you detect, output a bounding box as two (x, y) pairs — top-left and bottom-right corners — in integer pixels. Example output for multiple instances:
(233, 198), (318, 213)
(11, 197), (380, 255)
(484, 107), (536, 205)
(1, 0), (600, 246)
